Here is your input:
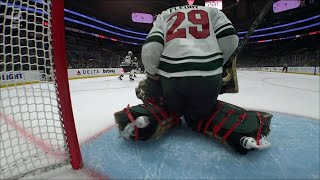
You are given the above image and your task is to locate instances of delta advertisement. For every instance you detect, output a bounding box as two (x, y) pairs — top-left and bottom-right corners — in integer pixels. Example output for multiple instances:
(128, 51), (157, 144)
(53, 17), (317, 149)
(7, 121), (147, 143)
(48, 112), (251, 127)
(67, 68), (122, 79)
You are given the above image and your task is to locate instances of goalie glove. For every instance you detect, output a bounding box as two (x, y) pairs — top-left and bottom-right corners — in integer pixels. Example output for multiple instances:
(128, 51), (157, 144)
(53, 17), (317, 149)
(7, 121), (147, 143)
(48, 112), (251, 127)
(135, 74), (162, 103)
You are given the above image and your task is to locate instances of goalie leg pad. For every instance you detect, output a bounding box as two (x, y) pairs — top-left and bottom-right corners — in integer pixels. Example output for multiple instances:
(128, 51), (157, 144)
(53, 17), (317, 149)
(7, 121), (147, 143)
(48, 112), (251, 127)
(196, 100), (272, 154)
(114, 103), (180, 141)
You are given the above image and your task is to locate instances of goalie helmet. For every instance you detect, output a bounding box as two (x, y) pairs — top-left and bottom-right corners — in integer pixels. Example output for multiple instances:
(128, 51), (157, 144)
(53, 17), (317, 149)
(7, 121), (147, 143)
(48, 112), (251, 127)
(128, 51), (133, 56)
(134, 57), (137, 60)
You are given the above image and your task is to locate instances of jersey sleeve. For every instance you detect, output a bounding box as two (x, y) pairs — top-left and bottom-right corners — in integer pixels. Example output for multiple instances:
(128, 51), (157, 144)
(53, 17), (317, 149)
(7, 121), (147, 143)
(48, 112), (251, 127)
(212, 9), (239, 64)
(141, 13), (165, 76)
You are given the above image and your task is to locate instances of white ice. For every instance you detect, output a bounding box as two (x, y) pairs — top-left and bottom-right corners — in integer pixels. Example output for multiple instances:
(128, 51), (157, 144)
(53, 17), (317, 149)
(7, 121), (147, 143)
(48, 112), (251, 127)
(2, 71), (319, 179)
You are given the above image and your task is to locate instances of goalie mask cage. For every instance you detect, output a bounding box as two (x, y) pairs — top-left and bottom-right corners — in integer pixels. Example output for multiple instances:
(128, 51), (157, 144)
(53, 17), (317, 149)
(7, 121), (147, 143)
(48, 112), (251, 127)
(0, 0), (83, 179)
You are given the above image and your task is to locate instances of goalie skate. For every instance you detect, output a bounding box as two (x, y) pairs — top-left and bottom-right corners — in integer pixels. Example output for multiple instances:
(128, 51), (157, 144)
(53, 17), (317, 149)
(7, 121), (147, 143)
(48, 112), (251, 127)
(240, 135), (272, 150)
(119, 116), (150, 140)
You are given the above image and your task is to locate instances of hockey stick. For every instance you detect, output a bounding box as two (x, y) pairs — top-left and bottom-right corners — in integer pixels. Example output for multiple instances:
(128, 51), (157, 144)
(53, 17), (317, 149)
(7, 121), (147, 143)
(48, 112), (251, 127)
(222, 2), (239, 11)
(228, 0), (274, 65)
(221, 0), (274, 93)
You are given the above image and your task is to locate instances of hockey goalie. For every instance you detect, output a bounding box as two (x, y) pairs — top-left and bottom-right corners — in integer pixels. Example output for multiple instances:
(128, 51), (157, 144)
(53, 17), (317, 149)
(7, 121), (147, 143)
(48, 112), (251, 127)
(114, 0), (272, 154)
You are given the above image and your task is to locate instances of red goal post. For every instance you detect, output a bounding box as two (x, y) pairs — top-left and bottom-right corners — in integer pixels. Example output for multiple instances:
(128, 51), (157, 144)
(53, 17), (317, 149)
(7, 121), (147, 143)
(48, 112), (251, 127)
(0, 0), (83, 179)
(51, 0), (83, 170)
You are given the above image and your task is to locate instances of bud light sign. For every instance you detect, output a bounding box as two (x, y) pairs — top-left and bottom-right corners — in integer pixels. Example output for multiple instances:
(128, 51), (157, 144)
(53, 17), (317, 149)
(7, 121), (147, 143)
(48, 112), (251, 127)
(0, 72), (23, 82)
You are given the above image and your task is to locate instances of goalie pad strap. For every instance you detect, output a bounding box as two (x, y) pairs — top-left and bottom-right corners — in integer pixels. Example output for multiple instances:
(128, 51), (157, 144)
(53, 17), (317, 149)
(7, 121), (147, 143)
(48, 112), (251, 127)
(197, 120), (204, 132)
(145, 99), (168, 120)
(198, 100), (272, 134)
(212, 109), (234, 137)
(193, 100), (272, 154)
(256, 112), (268, 145)
(124, 104), (139, 141)
(203, 103), (223, 133)
(141, 104), (162, 125)
(222, 112), (247, 142)
(144, 101), (178, 126)
(115, 102), (181, 141)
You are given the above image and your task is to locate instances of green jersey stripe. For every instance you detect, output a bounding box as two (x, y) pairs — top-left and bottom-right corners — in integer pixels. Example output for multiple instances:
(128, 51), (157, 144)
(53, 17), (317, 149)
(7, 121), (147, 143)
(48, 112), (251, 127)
(159, 58), (223, 73)
(158, 68), (223, 78)
(143, 35), (164, 46)
(160, 54), (223, 64)
(161, 52), (223, 61)
(214, 23), (232, 34)
(149, 31), (164, 38)
(216, 28), (237, 39)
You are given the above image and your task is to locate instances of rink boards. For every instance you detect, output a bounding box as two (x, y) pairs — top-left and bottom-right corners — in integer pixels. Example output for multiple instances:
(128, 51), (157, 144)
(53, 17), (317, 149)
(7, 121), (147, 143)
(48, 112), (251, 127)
(239, 66), (320, 75)
(1, 66), (319, 88)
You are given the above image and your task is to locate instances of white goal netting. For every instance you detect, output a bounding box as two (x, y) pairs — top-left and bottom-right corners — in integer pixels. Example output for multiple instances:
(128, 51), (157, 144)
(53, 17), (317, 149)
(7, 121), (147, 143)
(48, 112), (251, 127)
(0, 0), (81, 179)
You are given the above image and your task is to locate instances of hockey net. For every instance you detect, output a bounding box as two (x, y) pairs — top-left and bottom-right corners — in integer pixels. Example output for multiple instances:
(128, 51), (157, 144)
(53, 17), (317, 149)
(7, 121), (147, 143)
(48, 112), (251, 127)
(0, 0), (82, 179)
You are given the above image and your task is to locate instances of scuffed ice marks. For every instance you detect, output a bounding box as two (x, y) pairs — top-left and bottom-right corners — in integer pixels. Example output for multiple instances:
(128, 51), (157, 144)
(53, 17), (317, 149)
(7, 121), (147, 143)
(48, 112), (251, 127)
(80, 113), (319, 179)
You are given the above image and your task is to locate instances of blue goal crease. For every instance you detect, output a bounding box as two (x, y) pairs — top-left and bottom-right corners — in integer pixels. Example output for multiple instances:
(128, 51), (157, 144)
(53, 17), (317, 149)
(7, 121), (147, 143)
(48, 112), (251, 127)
(80, 112), (320, 179)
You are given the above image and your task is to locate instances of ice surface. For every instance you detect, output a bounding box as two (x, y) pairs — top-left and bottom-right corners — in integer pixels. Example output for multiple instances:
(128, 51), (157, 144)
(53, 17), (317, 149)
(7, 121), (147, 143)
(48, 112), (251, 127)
(80, 113), (319, 179)
(2, 71), (319, 179)
(219, 71), (320, 119)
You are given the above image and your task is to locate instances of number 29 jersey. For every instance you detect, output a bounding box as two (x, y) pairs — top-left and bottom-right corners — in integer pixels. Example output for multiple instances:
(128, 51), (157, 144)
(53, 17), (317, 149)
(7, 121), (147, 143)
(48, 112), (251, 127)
(142, 5), (238, 78)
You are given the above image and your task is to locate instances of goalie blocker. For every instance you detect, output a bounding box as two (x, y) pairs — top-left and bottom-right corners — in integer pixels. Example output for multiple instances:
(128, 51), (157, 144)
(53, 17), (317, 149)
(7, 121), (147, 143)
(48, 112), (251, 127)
(114, 78), (272, 154)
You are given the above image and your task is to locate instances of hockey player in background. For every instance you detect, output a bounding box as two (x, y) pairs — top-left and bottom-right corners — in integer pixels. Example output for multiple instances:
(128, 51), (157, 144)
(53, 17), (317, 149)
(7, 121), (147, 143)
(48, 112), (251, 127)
(114, 0), (272, 154)
(282, 62), (288, 73)
(132, 57), (138, 77)
(118, 51), (135, 81)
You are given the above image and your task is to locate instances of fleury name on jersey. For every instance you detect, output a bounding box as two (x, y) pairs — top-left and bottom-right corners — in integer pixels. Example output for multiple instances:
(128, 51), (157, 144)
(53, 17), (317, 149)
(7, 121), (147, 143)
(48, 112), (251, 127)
(168, 5), (199, 13)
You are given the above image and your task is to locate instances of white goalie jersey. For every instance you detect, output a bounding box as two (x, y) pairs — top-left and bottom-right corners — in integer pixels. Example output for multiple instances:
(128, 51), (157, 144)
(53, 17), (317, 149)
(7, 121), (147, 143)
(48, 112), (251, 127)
(142, 5), (239, 78)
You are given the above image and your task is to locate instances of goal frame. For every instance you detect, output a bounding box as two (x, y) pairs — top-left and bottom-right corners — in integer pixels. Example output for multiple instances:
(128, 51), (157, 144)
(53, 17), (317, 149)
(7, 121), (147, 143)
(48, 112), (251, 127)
(51, 0), (83, 170)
